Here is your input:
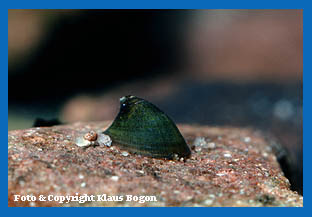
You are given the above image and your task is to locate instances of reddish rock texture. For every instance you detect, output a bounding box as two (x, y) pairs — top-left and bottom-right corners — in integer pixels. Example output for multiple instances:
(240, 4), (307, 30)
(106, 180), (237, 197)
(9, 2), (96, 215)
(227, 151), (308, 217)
(8, 122), (302, 207)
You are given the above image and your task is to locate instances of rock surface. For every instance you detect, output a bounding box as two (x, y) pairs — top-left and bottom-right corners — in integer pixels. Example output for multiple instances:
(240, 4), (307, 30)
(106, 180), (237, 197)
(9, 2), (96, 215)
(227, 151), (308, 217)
(8, 122), (302, 207)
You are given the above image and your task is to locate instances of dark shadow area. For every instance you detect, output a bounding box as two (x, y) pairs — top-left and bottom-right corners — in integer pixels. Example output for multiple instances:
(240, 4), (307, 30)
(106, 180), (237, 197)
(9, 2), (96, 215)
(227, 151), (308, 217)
(9, 10), (188, 103)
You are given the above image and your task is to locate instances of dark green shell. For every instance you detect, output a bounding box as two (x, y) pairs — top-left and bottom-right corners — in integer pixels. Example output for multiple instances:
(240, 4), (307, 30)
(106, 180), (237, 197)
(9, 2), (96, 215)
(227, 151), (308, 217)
(104, 95), (191, 159)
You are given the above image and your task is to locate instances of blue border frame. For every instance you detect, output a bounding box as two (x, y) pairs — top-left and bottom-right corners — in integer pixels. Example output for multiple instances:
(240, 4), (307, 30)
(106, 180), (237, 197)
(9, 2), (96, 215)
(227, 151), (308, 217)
(2, 0), (307, 216)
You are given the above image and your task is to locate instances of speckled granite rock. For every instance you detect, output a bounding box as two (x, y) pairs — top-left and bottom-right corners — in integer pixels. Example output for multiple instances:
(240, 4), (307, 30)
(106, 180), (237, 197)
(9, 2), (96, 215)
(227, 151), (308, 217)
(8, 122), (302, 207)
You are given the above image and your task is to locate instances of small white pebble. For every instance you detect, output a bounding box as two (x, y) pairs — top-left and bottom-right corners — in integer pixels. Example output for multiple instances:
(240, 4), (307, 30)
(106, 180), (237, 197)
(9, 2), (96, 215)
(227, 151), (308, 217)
(78, 174), (84, 179)
(111, 176), (119, 182)
(286, 198), (295, 203)
(216, 173), (226, 177)
(195, 190), (202, 195)
(262, 152), (269, 158)
(75, 137), (91, 147)
(121, 151), (129, 157)
(193, 137), (206, 147)
(203, 199), (214, 206)
(236, 200), (243, 205)
(195, 147), (202, 153)
(185, 196), (193, 201)
(29, 202), (36, 207)
(265, 146), (272, 152)
(81, 182), (86, 187)
(137, 170), (144, 174)
(24, 130), (35, 137)
(172, 154), (179, 160)
(207, 142), (216, 149)
(38, 148), (42, 151)
(223, 153), (232, 158)
(208, 194), (216, 199)
(97, 133), (112, 147)
(244, 137), (251, 143)
(19, 180), (25, 187)
(173, 190), (180, 194)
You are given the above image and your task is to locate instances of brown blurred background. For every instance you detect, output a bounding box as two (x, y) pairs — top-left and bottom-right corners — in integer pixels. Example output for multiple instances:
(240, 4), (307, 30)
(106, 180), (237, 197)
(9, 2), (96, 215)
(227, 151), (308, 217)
(8, 9), (302, 194)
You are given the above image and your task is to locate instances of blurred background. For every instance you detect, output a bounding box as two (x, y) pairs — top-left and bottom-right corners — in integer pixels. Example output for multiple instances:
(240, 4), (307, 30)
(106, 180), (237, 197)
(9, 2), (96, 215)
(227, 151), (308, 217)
(8, 9), (302, 194)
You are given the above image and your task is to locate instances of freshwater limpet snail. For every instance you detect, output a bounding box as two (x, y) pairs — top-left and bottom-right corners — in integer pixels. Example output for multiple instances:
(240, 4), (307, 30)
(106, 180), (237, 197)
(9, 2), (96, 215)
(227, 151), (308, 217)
(103, 95), (191, 159)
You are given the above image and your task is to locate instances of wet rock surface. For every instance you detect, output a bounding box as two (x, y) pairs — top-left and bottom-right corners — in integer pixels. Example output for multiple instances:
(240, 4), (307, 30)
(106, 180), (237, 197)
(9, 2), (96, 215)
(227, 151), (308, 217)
(8, 122), (302, 207)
